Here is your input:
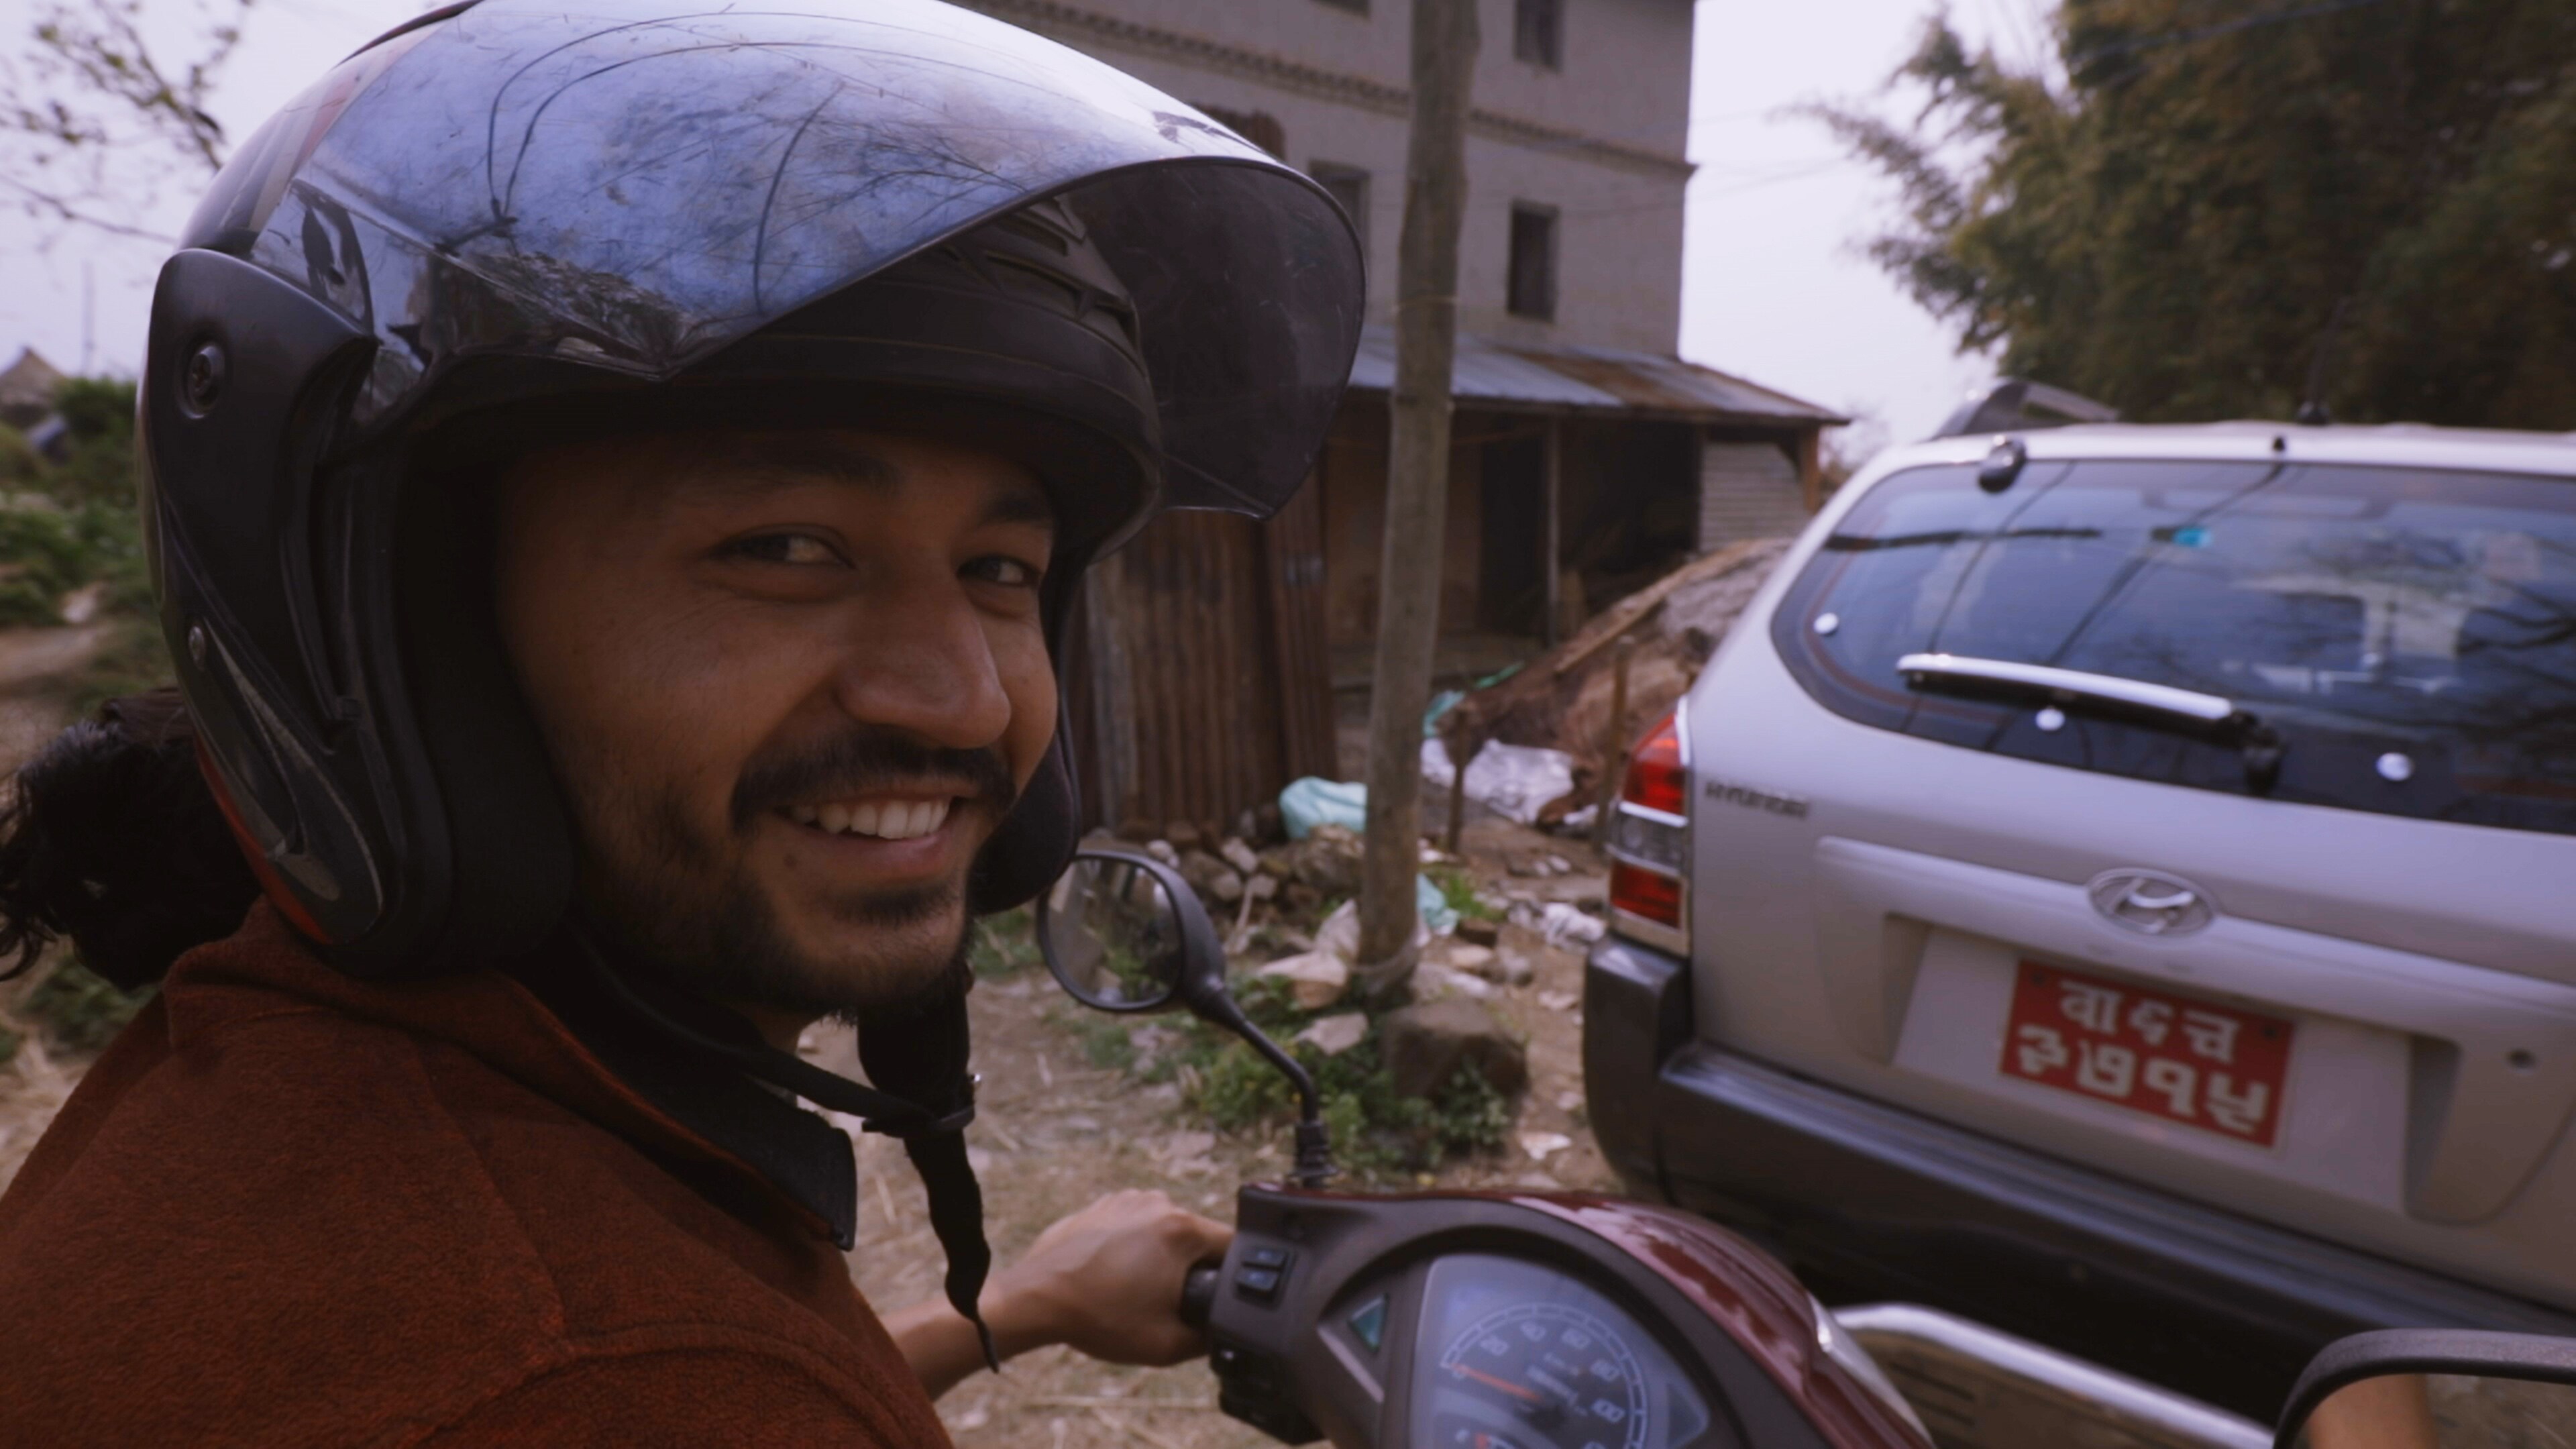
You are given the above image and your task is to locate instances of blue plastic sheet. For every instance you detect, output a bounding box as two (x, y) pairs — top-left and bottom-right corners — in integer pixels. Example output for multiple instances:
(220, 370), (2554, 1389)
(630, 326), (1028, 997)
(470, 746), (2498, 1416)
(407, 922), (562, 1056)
(1279, 776), (1368, 839)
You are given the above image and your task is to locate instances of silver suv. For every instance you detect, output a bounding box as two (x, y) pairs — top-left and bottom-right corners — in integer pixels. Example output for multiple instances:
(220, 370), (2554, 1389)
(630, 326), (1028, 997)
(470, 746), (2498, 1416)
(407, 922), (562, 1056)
(1583, 422), (2576, 1420)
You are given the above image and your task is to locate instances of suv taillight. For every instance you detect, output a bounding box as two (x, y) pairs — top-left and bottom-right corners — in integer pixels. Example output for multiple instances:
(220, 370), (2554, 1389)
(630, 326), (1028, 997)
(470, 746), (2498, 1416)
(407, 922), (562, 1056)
(1607, 704), (1690, 952)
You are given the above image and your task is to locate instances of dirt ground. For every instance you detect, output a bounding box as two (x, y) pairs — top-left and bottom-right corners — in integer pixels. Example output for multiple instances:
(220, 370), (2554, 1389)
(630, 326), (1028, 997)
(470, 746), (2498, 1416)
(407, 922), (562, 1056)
(837, 813), (1618, 1447)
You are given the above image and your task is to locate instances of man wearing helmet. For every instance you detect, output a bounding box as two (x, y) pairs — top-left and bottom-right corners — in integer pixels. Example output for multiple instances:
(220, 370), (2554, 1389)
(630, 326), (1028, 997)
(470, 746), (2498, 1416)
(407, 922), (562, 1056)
(0, 0), (1363, 1442)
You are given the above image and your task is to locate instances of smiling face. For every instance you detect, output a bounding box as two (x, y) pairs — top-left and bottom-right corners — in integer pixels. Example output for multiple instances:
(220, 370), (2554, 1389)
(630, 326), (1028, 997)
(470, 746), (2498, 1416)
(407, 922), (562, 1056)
(494, 429), (1058, 1033)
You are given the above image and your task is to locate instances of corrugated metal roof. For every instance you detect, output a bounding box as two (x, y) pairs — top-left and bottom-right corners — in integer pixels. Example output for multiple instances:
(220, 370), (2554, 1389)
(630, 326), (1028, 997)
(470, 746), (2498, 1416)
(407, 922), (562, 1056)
(1346, 325), (1845, 426)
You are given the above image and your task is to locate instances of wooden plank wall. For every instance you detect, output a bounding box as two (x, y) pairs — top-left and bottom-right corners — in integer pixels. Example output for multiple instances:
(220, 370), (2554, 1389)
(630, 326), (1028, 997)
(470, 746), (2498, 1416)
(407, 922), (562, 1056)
(1067, 486), (1336, 838)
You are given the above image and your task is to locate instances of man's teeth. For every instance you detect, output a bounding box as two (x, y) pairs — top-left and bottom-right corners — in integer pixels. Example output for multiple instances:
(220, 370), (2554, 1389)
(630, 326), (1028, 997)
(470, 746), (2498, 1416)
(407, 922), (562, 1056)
(786, 798), (952, 840)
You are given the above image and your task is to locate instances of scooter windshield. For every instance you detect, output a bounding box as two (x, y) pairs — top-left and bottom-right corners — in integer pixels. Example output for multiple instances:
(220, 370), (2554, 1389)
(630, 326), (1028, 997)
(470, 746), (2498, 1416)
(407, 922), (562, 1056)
(178, 0), (1364, 514)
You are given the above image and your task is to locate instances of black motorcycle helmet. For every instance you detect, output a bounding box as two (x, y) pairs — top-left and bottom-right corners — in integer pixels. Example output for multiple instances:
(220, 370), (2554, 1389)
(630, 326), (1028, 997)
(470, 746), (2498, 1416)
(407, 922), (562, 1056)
(140, 0), (1362, 1357)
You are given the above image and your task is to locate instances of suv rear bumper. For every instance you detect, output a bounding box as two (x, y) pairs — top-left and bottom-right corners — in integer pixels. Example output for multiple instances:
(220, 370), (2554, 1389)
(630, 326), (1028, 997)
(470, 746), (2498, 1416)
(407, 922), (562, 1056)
(1585, 937), (2576, 1421)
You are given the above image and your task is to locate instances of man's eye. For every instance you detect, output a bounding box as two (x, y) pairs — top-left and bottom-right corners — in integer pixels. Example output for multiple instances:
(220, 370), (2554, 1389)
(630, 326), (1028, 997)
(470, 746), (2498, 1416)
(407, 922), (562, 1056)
(729, 533), (843, 566)
(965, 556), (1042, 588)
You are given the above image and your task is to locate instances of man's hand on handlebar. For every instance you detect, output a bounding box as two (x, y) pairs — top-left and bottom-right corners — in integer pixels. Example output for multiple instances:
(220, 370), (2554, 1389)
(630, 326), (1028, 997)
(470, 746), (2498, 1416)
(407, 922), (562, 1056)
(888, 1189), (1233, 1399)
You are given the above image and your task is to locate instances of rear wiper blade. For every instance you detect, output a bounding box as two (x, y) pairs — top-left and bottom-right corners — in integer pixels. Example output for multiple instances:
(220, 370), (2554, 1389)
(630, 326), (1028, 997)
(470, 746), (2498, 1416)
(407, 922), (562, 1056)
(1896, 653), (2284, 792)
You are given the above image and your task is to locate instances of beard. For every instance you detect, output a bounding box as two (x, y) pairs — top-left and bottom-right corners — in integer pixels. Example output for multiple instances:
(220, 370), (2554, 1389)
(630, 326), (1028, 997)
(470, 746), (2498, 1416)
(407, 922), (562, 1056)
(572, 724), (1018, 1021)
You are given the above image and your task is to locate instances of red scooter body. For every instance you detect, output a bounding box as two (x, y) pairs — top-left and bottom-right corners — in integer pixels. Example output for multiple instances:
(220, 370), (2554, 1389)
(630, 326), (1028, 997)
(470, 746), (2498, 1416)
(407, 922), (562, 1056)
(1197, 1182), (1931, 1449)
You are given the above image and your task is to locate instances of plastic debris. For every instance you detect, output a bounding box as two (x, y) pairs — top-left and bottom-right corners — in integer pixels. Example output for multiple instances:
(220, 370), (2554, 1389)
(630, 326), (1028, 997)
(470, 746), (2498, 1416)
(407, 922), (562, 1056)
(1419, 739), (1578, 826)
(1256, 950), (1350, 1010)
(1519, 1131), (1574, 1163)
(1509, 900), (1607, 949)
(1279, 776), (1368, 839)
(1293, 1012), (1370, 1057)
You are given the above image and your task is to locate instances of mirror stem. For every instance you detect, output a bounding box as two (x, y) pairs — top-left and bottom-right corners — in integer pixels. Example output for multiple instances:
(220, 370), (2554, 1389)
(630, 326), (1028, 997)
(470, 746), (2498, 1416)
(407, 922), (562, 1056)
(1196, 989), (1336, 1186)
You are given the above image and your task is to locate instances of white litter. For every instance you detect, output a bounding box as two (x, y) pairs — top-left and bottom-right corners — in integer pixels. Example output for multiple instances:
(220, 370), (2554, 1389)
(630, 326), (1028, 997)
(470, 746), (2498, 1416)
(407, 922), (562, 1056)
(1511, 900), (1607, 949)
(1420, 739), (1578, 826)
(1519, 1131), (1574, 1163)
(1256, 950), (1350, 1010)
(1294, 1012), (1370, 1057)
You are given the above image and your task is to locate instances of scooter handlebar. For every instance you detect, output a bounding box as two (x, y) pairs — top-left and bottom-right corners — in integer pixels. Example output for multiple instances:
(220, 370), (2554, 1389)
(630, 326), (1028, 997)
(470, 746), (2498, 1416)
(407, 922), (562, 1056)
(1181, 1260), (1221, 1332)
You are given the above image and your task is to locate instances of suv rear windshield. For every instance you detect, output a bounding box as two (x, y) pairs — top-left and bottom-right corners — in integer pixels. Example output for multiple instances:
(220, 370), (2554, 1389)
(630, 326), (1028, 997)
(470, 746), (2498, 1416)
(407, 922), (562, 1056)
(1772, 457), (2576, 835)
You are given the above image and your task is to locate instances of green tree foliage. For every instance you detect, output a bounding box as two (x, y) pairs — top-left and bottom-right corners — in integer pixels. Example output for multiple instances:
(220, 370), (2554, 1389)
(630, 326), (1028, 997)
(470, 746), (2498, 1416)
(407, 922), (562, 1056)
(1816, 0), (2576, 427)
(0, 376), (165, 701)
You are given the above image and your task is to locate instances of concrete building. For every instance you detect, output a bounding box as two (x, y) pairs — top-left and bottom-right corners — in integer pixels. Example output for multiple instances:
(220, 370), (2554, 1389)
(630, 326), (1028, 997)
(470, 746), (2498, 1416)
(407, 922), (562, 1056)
(961, 0), (1841, 830)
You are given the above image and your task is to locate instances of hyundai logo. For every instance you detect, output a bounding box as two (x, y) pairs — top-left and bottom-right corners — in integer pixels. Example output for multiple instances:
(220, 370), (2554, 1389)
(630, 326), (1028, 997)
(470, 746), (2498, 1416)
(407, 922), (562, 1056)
(2086, 869), (2216, 936)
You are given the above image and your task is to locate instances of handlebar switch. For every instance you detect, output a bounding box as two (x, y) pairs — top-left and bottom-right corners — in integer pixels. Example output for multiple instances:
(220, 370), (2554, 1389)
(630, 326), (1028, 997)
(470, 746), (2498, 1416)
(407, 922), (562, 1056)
(1212, 1343), (1322, 1445)
(1234, 1245), (1292, 1303)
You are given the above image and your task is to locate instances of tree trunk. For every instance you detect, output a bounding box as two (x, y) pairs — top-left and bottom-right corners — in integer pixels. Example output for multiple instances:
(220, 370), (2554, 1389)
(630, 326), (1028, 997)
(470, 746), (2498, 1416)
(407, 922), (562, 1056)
(1356, 0), (1479, 994)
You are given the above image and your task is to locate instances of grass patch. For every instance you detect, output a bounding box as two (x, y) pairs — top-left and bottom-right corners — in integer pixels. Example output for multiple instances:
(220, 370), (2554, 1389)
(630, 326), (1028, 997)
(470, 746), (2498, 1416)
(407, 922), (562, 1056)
(1426, 867), (1501, 922)
(1095, 971), (1513, 1181)
(0, 384), (177, 708)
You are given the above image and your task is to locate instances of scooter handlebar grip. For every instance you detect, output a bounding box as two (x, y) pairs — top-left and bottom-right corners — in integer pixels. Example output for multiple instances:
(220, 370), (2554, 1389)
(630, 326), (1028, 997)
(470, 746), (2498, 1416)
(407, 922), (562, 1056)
(1180, 1262), (1221, 1332)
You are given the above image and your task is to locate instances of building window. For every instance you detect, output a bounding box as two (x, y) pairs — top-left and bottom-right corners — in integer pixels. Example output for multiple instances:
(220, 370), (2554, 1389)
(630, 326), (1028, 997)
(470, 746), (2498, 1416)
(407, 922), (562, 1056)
(1514, 0), (1562, 68)
(1507, 204), (1558, 321)
(1310, 163), (1370, 229)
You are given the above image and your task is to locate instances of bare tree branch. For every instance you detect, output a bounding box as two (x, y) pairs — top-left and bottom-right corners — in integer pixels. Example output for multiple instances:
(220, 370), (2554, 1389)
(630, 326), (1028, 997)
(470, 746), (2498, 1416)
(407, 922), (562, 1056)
(0, 0), (250, 246)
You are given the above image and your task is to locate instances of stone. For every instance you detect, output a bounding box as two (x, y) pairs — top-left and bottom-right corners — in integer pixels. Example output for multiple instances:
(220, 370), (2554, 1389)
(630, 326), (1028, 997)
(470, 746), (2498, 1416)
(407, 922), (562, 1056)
(1536, 989), (1578, 1014)
(1115, 819), (1159, 843)
(1446, 943), (1497, 975)
(1290, 823), (1366, 896)
(1179, 849), (1240, 903)
(1244, 873), (1279, 902)
(1381, 998), (1527, 1099)
(1493, 949), (1537, 987)
(1293, 1011), (1370, 1057)
(1166, 820), (1205, 849)
(1220, 837), (1262, 875)
(1256, 950), (1349, 1010)
(1414, 963), (1494, 1002)
(1144, 839), (1181, 866)
(1456, 918), (1501, 947)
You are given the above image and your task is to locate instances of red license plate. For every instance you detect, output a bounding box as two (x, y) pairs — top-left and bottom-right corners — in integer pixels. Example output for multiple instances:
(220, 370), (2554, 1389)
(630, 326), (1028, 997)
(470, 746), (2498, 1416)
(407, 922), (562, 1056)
(2000, 962), (2294, 1147)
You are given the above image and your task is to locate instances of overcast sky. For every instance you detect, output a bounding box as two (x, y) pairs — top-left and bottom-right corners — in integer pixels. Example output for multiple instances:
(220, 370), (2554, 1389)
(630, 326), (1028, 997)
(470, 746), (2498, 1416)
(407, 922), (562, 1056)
(0, 0), (2046, 445)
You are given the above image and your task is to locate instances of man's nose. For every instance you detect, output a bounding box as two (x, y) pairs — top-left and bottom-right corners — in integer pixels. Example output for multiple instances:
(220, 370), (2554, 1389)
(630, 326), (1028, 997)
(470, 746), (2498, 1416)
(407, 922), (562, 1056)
(826, 578), (1015, 750)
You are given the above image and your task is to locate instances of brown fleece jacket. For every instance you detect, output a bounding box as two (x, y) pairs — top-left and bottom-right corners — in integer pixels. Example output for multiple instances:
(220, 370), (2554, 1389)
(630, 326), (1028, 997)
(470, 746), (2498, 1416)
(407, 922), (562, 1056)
(0, 904), (953, 1448)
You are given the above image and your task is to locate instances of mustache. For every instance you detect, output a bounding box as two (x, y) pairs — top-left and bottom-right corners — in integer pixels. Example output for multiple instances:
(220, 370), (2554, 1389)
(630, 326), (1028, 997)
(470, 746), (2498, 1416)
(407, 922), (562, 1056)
(730, 725), (1019, 830)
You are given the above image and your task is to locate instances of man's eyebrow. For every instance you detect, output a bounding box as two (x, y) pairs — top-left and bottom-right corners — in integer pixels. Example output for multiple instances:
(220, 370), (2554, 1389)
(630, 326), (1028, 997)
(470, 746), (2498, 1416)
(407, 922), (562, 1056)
(981, 483), (1056, 533)
(681, 437), (902, 498)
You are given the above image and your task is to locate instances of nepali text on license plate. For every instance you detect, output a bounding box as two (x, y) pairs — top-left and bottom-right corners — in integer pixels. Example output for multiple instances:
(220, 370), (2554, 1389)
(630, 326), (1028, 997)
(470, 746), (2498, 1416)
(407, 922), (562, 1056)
(2000, 962), (2293, 1147)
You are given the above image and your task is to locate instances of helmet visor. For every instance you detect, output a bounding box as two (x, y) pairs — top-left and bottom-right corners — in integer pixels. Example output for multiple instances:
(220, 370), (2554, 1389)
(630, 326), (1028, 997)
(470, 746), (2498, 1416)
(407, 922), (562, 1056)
(184, 0), (1363, 516)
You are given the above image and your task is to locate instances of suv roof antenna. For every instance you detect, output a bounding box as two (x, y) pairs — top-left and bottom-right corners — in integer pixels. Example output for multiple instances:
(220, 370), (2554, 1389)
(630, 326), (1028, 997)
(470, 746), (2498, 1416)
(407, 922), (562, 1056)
(2295, 298), (2351, 427)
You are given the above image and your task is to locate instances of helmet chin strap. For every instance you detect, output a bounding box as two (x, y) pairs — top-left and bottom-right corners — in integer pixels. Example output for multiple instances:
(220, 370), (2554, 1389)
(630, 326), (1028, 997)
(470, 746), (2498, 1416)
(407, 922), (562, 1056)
(570, 930), (1000, 1371)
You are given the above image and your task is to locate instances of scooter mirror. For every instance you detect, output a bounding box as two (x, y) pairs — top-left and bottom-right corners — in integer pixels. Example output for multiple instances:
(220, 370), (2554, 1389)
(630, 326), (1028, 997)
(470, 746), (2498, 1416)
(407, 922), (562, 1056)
(1034, 844), (1339, 1185)
(1036, 847), (1213, 1014)
(2276, 1330), (2576, 1449)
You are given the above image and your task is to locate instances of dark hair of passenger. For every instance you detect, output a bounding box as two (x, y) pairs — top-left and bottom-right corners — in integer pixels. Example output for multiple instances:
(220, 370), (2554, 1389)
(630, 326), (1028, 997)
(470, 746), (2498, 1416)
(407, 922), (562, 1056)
(0, 689), (260, 990)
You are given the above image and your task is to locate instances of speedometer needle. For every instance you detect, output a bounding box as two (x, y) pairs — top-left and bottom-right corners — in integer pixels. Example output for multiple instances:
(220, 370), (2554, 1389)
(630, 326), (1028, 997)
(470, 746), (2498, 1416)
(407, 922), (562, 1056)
(1450, 1364), (1545, 1404)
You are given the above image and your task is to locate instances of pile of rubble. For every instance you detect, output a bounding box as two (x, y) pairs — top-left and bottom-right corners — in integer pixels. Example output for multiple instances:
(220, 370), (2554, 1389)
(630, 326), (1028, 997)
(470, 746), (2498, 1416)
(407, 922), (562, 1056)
(1436, 535), (1790, 822)
(1110, 814), (1614, 1119)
